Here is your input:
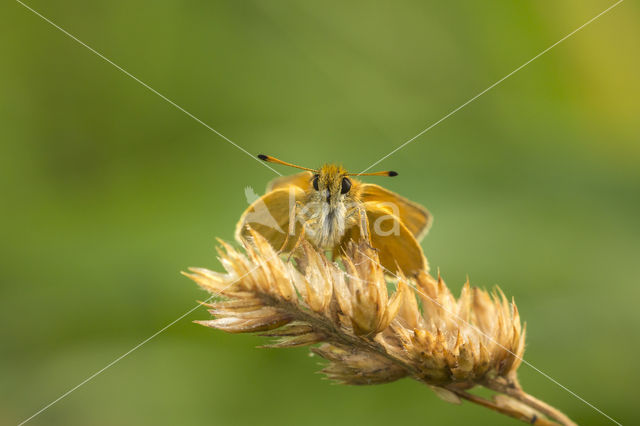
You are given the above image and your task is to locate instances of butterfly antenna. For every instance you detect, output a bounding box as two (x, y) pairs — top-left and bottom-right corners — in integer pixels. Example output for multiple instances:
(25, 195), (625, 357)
(348, 170), (398, 177)
(257, 154), (317, 172)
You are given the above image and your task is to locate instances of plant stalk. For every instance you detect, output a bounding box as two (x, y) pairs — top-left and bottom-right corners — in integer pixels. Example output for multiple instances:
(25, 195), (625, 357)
(484, 378), (577, 426)
(451, 388), (557, 425)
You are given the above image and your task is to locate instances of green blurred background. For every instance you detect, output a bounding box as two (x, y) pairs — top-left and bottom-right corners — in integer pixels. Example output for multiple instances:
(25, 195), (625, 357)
(2, 1), (639, 424)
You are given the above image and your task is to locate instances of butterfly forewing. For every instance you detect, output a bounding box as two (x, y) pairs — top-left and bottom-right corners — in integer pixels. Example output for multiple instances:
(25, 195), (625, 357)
(359, 183), (432, 241)
(266, 171), (314, 193)
(235, 187), (305, 252)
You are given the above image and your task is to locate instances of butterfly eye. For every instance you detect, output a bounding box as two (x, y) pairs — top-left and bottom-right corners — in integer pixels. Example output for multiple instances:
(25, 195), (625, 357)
(340, 177), (351, 194)
(312, 175), (319, 191)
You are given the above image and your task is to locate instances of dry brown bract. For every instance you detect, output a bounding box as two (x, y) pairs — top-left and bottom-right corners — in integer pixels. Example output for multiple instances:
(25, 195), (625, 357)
(184, 228), (576, 425)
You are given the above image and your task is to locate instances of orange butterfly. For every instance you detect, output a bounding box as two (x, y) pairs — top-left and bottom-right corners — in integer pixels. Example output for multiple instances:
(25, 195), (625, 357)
(236, 155), (432, 276)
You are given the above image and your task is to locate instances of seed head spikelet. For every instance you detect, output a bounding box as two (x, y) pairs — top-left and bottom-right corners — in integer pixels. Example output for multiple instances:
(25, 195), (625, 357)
(185, 228), (575, 425)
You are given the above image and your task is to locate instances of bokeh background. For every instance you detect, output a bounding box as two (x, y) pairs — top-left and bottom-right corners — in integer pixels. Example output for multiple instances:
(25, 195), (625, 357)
(2, 1), (639, 425)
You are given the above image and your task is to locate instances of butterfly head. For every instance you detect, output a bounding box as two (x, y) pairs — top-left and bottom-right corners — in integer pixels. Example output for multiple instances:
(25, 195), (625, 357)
(258, 154), (397, 205)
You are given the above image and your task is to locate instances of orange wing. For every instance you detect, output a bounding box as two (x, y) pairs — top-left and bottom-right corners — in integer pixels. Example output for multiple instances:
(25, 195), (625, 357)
(335, 201), (428, 276)
(266, 171), (314, 192)
(235, 187), (305, 252)
(359, 183), (432, 241)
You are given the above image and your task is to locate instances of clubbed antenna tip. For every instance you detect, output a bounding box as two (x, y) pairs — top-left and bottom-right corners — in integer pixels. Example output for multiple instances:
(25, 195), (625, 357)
(256, 154), (317, 172)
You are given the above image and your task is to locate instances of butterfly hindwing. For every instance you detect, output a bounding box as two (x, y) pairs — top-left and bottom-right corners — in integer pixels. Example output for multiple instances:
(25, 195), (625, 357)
(335, 200), (428, 276)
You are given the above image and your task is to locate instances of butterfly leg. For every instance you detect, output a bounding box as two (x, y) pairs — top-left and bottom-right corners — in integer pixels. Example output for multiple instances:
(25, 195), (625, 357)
(357, 206), (377, 252)
(278, 201), (299, 253)
(286, 224), (307, 261)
